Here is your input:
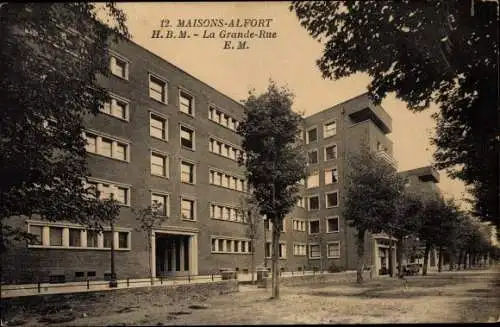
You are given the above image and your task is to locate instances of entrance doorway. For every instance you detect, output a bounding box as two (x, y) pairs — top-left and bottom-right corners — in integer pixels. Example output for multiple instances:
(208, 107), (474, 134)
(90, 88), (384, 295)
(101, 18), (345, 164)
(155, 233), (192, 277)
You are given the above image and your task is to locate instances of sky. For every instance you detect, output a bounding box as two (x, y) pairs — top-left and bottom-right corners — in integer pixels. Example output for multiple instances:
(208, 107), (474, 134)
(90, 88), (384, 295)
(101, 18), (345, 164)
(116, 1), (469, 208)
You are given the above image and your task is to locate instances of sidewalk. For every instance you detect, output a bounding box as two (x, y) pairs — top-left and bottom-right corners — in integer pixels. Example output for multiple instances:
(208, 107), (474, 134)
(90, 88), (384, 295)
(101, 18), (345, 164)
(1, 270), (340, 298)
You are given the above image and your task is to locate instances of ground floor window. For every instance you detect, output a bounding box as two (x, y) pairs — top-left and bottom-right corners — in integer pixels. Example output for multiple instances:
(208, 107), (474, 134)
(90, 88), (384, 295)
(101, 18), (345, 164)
(211, 236), (251, 254)
(309, 244), (321, 259)
(327, 242), (341, 258)
(27, 221), (131, 250)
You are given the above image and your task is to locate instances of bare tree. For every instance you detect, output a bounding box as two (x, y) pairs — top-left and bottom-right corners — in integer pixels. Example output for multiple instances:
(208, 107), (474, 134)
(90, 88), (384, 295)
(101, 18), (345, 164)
(132, 201), (165, 280)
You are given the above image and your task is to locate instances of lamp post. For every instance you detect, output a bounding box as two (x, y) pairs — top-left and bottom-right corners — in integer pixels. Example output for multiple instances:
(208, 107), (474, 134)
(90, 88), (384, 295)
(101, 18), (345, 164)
(109, 192), (118, 288)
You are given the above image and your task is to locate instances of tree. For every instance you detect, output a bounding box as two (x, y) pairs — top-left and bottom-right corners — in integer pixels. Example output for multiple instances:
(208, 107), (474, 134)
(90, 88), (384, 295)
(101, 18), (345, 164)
(239, 194), (262, 284)
(237, 81), (307, 299)
(439, 200), (466, 271)
(97, 194), (121, 287)
(0, 3), (129, 250)
(290, 0), (499, 227)
(133, 201), (165, 281)
(416, 194), (461, 275)
(390, 190), (423, 278)
(343, 147), (406, 283)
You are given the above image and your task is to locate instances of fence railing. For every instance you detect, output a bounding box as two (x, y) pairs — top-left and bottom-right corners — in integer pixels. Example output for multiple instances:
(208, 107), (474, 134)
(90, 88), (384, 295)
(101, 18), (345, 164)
(1, 273), (224, 298)
(1, 268), (367, 298)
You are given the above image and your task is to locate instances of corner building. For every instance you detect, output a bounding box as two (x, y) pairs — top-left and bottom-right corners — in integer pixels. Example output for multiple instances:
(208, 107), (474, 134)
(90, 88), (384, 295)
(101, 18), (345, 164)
(2, 37), (399, 283)
(281, 93), (396, 274)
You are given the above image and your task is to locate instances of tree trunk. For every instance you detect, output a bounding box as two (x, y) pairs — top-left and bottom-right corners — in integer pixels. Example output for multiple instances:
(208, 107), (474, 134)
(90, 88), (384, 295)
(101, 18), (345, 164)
(468, 252), (473, 268)
(356, 229), (365, 284)
(438, 246), (443, 272)
(148, 231), (153, 280)
(422, 242), (431, 276)
(396, 237), (404, 278)
(449, 250), (456, 271)
(388, 237), (394, 277)
(263, 220), (267, 268)
(463, 252), (468, 270)
(271, 223), (280, 299)
(251, 245), (255, 284)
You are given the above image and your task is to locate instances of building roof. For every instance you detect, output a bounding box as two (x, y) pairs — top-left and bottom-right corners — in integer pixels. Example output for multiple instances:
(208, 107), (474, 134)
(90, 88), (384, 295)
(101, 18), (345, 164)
(399, 166), (440, 183)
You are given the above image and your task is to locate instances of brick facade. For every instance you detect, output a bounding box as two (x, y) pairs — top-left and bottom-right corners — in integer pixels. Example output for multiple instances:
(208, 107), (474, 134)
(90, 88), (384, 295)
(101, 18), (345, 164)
(2, 36), (401, 283)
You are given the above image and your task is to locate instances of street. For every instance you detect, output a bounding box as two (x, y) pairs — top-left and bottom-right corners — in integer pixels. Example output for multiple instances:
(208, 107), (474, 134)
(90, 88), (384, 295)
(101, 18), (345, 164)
(51, 266), (500, 325)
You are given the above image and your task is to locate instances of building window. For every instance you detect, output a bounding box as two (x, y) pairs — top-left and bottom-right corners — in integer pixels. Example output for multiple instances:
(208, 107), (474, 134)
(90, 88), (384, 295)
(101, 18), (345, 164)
(309, 220), (320, 234)
(323, 121), (337, 138)
(308, 150), (318, 165)
(180, 125), (194, 150)
(103, 231), (113, 248)
(85, 134), (97, 153)
(296, 197), (305, 208)
(325, 144), (338, 161)
(265, 242), (286, 258)
(293, 243), (306, 256)
(152, 193), (168, 216)
(29, 225), (43, 245)
(115, 143), (127, 161)
(308, 195), (319, 210)
(221, 114), (228, 127)
(292, 219), (306, 232)
(179, 91), (194, 116)
(151, 152), (168, 177)
(327, 242), (341, 258)
(264, 219), (271, 231)
(208, 106), (239, 131)
(326, 216), (340, 233)
(99, 183), (113, 200)
(85, 179), (130, 206)
(265, 242), (271, 258)
(118, 232), (129, 249)
(101, 95), (129, 120)
(110, 55), (128, 80)
(279, 243), (286, 258)
(209, 137), (243, 162)
(180, 161), (195, 184)
(325, 191), (339, 208)
(84, 132), (129, 161)
(181, 198), (195, 220)
(114, 186), (129, 205)
(87, 230), (98, 248)
(210, 204), (244, 223)
(49, 227), (63, 246)
(211, 237), (251, 253)
(307, 127), (318, 144)
(28, 224), (131, 251)
(149, 75), (167, 103)
(100, 138), (112, 157)
(228, 118), (235, 130)
(208, 107), (214, 120)
(209, 169), (245, 192)
(307, 171), (320, 189)
(309, 244), (321, 259)
(69, 228), (81, 247)
(150, 114), (167, 140)
(325, 167), (339, 185)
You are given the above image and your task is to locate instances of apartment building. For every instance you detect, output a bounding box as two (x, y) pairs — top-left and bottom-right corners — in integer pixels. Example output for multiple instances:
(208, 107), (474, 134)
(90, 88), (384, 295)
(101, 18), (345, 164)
(280, 94), (397, 274)
(2, 36), (401, 283)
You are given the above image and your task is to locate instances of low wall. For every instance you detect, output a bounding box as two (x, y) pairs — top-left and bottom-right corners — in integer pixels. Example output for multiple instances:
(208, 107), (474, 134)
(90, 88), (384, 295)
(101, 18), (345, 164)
(1, 280), (238, 319)
(279, 271), (371, 287)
